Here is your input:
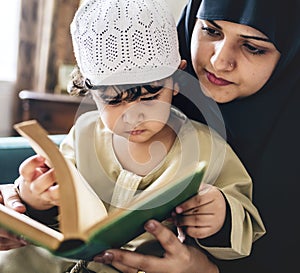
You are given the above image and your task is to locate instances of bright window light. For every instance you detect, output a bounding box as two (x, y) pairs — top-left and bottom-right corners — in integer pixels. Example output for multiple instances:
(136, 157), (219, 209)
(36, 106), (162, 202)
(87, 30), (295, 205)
(0, 0), (21, 82)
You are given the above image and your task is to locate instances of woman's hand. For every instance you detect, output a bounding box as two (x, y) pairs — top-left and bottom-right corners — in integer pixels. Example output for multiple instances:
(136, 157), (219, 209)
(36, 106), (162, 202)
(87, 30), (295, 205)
(0, 183), (26, 213)
(0, 229), (28, 250)
(93, 219), (219, 273)
(0, 184), (28, 249)
(18, 155), (59, 210)
(174, 185), (226, 239)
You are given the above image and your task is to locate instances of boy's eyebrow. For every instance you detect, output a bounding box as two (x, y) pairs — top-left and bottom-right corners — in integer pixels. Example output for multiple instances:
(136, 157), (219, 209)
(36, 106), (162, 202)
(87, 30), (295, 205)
(207, 20), (272, 43)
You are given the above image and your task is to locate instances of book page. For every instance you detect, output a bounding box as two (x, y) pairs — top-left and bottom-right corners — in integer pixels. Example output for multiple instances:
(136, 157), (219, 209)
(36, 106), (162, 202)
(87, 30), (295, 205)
(0, 204), (63, 250)
(14, 120), (108, 239)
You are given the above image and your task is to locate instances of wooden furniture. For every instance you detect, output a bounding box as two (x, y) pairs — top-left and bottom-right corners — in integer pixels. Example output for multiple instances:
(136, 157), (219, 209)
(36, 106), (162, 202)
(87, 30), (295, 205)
(13, 0), (80, 126)
(19, 90), (97, 134)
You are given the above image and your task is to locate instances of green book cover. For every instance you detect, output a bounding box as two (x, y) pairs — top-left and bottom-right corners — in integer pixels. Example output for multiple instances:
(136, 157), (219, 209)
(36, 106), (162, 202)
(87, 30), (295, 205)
(55, 163), (205, 259)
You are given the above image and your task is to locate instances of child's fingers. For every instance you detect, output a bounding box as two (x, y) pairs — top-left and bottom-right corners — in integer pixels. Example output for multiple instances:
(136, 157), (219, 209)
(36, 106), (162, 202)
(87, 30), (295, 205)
(29, 169), (56, 195)
(175, 185), (217, 214)
(175, 194), (203, 214)
(41, 184), (60, 206)
(176, 213), (213, 227)
(185, 226), (214, 239)
(19, 155), (47, 181)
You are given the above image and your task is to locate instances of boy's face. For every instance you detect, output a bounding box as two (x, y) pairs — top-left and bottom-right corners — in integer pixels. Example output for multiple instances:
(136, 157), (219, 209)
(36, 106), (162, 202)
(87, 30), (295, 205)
(91, 77), (178, 143)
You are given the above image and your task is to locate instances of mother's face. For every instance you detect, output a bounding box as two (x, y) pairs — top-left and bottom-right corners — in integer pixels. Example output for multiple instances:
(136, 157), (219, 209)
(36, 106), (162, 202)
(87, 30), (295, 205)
(191, 19), (281, 103)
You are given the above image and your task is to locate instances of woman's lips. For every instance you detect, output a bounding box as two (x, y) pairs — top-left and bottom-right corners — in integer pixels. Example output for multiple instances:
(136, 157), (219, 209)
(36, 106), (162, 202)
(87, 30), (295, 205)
(206, 71), (233, 86)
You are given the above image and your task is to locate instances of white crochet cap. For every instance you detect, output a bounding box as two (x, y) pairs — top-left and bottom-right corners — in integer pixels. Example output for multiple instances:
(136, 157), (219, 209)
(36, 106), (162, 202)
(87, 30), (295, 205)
(70, 0), (181, 86)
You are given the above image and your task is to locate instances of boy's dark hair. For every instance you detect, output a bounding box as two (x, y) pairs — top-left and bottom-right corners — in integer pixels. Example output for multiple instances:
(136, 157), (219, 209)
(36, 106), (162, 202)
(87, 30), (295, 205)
(67, 65), (184, 104)
(67, 65), (90, 97)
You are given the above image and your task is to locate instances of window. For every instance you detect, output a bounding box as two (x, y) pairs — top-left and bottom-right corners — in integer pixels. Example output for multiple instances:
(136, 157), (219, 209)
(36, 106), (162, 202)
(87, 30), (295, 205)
(0, 0), (21, 81)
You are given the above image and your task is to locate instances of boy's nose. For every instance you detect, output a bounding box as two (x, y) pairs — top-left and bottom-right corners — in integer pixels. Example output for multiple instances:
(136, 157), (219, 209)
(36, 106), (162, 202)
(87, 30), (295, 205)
(122, 104), (145, 125)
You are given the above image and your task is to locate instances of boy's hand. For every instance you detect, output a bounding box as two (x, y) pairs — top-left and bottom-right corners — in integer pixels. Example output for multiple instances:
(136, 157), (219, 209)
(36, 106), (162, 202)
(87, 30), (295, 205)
(18, 155), (60, 210)
(174, 185), (226, 239)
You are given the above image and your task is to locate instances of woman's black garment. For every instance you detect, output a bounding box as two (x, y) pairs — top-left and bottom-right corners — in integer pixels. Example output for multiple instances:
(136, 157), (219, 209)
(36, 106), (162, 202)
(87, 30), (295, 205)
(176, 0), (300, 272)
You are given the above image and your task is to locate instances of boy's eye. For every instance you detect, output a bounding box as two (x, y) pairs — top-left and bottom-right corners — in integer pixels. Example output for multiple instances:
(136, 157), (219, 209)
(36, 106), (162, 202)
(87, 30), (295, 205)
(140, 94), (160, 101)
(243, 43), (266, 55)
(103, 94), (160, 105)
(143, 84), (164, 94)
(106, 100), (122, 106)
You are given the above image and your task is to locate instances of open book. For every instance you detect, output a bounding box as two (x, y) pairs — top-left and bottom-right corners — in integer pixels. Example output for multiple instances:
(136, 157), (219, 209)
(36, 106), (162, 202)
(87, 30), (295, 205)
(0, 120), (206, 260)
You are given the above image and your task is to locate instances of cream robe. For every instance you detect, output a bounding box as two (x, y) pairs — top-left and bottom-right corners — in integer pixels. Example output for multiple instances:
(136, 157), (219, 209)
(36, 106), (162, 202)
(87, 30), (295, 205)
(58, 108), (265, 270)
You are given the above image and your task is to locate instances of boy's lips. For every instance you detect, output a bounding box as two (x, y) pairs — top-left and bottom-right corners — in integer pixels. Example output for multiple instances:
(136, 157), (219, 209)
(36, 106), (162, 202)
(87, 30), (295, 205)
(206, 71), (233, 86)
(127, 129), (145, 135)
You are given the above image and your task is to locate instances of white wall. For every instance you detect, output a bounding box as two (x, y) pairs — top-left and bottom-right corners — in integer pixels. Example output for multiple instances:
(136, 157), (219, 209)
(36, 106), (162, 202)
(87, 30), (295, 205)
(0, 1), (21, 136)
(0, 82), (15, 136)
(166, 0), (188, 22)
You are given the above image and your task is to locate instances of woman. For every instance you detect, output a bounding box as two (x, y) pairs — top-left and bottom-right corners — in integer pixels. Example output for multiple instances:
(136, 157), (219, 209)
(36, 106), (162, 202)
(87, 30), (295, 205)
(175, 0), (300, 272)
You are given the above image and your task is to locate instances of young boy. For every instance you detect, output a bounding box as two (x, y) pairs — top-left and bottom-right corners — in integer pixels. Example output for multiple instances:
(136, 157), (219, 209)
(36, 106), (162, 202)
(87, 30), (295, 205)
(15, 0), (264, 272)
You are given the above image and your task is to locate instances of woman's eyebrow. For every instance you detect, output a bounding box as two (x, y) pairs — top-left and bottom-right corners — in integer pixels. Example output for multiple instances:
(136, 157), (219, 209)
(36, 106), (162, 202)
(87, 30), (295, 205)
(240, 34), (271, 42)
(208, 20), (222, 29)
(208, 20), (272, 43)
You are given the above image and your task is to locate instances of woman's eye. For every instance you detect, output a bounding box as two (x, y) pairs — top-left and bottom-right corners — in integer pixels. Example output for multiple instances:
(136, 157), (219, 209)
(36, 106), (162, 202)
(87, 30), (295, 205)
(201, 27), (221, 37)
(243, 43), (266, 55)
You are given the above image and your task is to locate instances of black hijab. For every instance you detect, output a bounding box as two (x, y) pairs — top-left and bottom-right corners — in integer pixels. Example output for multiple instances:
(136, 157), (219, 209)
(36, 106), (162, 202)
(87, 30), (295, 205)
(177, 0), (300, 272)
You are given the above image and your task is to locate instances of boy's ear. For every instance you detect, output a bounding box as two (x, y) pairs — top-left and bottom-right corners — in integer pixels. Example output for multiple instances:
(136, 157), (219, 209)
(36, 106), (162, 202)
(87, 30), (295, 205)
(172, 60), (187, 96)
(178, 60), (187, 70)
(173, 83), (179, 96)
(173, 87), (179, 96)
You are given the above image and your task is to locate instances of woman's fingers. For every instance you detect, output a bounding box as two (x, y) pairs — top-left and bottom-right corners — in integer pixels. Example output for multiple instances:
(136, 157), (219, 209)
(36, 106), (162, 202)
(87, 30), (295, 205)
(0, 229), (28, 250)
(0, 184), (26, 213)
(94, 220), (189, 273)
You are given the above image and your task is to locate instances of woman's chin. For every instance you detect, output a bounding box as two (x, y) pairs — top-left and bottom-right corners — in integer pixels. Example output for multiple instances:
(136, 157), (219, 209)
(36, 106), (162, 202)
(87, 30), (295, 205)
(200, 87), (234, 104)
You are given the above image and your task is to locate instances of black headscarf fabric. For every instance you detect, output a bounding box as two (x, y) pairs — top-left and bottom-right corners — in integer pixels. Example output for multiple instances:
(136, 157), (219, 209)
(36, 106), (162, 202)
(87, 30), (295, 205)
(177, 0), (300, 272)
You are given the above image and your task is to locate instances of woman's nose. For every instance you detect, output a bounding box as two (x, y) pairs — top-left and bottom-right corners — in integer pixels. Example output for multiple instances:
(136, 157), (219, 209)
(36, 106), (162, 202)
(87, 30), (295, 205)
(122, 103), (145, 125)
(210, 41), (236, 71)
